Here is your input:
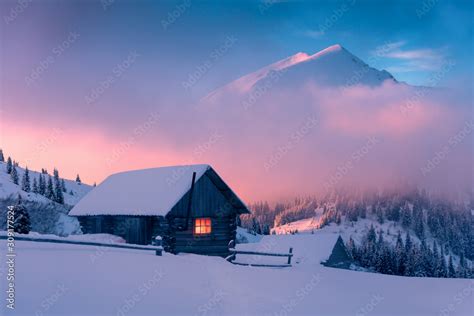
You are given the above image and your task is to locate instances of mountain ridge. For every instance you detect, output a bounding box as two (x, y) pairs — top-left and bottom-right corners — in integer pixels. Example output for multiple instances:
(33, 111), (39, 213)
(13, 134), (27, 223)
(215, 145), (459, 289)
(203, 44), (398, 102)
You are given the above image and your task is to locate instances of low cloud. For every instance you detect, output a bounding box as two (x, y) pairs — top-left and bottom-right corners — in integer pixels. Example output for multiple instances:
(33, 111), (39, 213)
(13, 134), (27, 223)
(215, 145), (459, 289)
(195, 79), (472, 201)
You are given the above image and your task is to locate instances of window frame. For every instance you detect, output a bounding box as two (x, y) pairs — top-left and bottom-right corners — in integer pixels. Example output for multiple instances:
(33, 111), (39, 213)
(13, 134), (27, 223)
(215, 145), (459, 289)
(193, 217), (212, 236)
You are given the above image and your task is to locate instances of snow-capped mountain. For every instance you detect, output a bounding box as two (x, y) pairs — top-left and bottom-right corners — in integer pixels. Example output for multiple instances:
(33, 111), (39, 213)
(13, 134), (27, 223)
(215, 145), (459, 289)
(204, 44), (397, 102)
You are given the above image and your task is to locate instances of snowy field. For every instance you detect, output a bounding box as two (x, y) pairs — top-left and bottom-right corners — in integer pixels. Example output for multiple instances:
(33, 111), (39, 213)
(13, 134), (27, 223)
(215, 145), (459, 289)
(1, 229), (472, 316)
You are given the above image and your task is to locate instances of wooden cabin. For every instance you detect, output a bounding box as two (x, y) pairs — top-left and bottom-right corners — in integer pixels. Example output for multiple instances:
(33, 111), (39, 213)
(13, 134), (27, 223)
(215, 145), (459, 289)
(68, 165), (249, 257)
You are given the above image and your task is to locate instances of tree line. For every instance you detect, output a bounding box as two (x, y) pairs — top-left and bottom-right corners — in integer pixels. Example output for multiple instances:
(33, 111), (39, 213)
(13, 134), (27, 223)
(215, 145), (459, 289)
(1, 149), (83, 205)
(347, 225), (473, 279)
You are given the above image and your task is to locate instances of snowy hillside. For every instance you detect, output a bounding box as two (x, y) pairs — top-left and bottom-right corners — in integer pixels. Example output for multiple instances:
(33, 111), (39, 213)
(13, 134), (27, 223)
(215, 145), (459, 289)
(0, 160), (92, 236)
(0, 161), (91, 206)
(204, 44), (397, 102)
(2, 233), (472, 316)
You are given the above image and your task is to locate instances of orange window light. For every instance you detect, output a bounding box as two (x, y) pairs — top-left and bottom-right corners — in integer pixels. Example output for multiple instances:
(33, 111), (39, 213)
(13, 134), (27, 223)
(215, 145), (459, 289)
(194, 218), (212, 235)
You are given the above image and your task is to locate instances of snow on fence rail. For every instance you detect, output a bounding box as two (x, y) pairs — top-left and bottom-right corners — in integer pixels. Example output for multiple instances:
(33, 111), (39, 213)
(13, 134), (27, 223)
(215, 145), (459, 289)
(0, 235), (163, 256)
(226, 241), (293, 268)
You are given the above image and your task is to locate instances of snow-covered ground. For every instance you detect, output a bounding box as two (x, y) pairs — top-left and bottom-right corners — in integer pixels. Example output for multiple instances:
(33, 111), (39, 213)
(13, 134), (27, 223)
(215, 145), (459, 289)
(1, 229), (472, 316)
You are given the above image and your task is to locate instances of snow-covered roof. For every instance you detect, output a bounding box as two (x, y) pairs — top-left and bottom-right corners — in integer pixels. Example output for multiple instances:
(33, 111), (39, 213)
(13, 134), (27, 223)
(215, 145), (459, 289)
(69, 165), (213, 217)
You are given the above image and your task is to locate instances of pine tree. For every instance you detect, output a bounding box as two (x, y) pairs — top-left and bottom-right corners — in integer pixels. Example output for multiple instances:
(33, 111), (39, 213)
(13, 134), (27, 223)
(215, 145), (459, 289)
(61, 179), (67, 192)
(10, 166), (19, 185)
(401, 203), (411, 228)
(38, 174), (46, 195)
(46, 176), (55, 200)
(76, 174), (82, 185)
(458, 253), (467, 278)
(21, 167), (31, 192)
(448, 255), (456, 278)
(12, 196), (31, 234)
(6, 157), (12, 174)
(439, 248), (448, 278)
(54, 180), (64, 204)
(432, 241), (440, 277)
(32, 177), (38, 193)
(53, 168), (64, 204)
(0, 149), (4, 162)
(413, 202), (424, 239)
(394, 231), (406, 275)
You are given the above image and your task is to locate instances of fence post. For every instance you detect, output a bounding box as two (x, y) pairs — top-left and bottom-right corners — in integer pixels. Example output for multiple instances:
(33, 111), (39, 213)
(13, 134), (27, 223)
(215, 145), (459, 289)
(287, 247), (293, 265)
(154, 236), (163, 256)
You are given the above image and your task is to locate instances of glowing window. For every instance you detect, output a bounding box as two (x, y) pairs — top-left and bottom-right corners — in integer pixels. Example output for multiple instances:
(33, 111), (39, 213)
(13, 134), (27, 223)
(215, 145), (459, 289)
(194, 218), (212, 235)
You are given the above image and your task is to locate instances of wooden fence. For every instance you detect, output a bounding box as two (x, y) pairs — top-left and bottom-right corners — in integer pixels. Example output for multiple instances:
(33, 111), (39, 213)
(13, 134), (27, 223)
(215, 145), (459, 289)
(0, 235), (163, 256)
(226, 246), (293, 268)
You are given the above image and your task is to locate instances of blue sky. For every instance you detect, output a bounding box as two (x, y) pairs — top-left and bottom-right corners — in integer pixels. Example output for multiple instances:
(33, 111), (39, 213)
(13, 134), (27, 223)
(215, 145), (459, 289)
(3, 0), (473, 97)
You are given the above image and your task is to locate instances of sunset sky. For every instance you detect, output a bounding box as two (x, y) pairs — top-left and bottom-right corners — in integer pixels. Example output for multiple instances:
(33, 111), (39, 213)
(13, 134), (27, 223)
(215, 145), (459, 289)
(1, 0), (472, 201)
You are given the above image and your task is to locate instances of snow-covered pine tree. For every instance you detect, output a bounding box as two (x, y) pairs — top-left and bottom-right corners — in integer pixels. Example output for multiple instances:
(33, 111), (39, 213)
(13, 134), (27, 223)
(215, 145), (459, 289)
(53, 168), (64, 204)
(21, 167), (31, 192)
(12, 196), (31, 234)
(0, 149), (4, 162)
(61, 179), (66, 192)
(439, 247), (448, 278)
(32, 177), (38, 193)
(38, 174), (46, 195)
(46, 176), (55, 200)
(394, 231), (406, 275)
(76, 174), (81, 185)
(54, 180), (64, 204)
(413, 202), (425, 239)
(432, 241), (440, 277)
(400, 202), (411, 228)
(448, 255), (456, 278)
(6, 157), (12, 174)
(10, 165), (19, 185)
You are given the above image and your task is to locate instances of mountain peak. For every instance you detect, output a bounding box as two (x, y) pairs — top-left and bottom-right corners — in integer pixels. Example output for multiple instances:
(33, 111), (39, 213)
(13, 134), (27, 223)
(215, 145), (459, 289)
(203, 44), (397, 101)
